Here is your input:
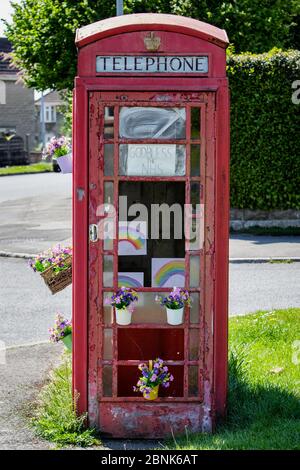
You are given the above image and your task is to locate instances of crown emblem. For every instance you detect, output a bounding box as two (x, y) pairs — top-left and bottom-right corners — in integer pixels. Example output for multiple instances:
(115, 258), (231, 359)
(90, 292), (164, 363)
(144, 32), (161, 52)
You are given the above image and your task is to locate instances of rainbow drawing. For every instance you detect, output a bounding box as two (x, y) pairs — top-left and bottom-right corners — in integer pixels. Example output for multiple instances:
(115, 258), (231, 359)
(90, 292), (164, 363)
(118, 222), (147, 256)
(118, 272), (144, 288)
(152, 258), (185, 288)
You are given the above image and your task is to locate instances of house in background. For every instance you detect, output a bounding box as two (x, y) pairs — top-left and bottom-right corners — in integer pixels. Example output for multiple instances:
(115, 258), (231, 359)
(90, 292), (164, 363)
(0, 37), (35, 151)
(35, 90), (66, 145)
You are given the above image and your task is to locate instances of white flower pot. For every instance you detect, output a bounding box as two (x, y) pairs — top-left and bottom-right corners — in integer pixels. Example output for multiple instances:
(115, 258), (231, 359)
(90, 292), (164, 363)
(115, 308), (132, 325)
(166, 307), (184, 325)
(57, 153), (72, 173)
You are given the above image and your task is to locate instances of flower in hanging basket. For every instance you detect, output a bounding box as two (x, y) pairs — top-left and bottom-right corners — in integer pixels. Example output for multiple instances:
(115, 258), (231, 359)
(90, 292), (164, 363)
(29, 245), (72, 294)
(105, 287), (139, 325)
(29, 245), (72, 274)
(49, 313), (72, 344)
(133, 358), (174, 400)
(42, 135), (71, 160)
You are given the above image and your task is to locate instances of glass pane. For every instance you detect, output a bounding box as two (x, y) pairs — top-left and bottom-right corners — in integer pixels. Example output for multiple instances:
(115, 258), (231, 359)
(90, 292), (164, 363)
(103, 255), (113, 287)
(119, 107), (186, 139)
(103, 219), (114, 250)
(104, 107), (114, 139)
(188, 366), (198, 397)
(103, 329), (113, 360)
(103, 293), (113, 324)
(103, 366), (112, 397)
(189, 329), (199, 360)
(190, 293), (200, 324)
(118, 329), (184, 360)
(104, 182), (114, 206)
(119, 182), (185, 287)
(117, 365), (184, 397)
(132, 292), (172, 324)
(189, 218), (201, 251)
(119, 144), (186, 176)
(191, 107), (200, 140)
(191, 144), (200, 177)
(103, 182), (114, 250)
(104, 144), (114, 176)
(190, 255), (200, 287)
(191, 182), (201, 215)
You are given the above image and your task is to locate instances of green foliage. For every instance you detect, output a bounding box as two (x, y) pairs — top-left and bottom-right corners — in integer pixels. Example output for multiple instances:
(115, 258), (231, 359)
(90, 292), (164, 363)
(228, 50), (300, 210)
(0, 162), (52, 175)
(5, 0), (115, 90)
(32, 355), (100, 447)
(172, 0), (300, 53)
(165, 308), (300, 450)
(5, 1), (300, 91)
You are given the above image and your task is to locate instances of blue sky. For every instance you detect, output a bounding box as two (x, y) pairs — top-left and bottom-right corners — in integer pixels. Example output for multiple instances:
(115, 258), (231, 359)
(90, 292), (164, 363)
(0, 0), (21, 36)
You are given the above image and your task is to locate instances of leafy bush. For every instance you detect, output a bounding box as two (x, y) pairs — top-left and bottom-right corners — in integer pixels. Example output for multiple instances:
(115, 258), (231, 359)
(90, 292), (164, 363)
(228, 50), (300, 210)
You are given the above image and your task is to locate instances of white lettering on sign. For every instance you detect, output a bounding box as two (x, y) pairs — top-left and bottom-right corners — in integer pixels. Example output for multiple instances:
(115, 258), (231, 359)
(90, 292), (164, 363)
(126, 144), (176, 176)
(96, 56), (208, 74)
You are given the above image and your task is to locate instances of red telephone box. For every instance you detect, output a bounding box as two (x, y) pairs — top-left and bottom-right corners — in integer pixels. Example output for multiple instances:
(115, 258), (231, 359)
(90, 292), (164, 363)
(73, 13), (229, 438)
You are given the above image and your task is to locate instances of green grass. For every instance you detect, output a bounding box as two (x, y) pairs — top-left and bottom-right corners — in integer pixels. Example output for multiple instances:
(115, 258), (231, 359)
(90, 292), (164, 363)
(165, 308), (300, 450)
(0, 162), (52, 175)
(230, 226), (300, 236)
(32, 354), (100, 448)
(33, 309), (300, 449)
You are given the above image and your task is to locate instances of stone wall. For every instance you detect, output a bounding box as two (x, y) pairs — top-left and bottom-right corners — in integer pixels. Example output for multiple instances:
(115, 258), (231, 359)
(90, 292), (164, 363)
(230, 209), (300, 229)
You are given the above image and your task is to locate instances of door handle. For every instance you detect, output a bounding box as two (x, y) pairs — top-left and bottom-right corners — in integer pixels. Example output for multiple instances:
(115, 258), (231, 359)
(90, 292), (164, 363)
(89, 224), (98, 242)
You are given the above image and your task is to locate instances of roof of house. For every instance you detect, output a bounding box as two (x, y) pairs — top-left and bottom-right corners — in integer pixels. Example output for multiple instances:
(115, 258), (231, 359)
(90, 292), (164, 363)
(0, 37), (18, 75)
(35, 90), (65, 106)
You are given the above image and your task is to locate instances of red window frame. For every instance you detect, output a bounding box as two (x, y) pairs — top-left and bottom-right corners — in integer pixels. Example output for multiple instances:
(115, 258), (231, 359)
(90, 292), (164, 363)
(88, 91), (216, 404)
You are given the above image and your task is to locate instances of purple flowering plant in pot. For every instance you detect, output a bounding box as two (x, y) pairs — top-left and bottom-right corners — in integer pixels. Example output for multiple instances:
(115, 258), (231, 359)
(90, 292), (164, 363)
(43, 135), (72, 173)
(133, 358), (174, 400)
(105, 287), (138, 325)
(156, 287), (191, 325)
(49, 313), (72, 351)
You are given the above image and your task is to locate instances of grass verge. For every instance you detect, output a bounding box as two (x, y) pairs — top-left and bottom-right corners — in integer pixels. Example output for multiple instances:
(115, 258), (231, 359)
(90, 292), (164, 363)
(0, 162), (52, 175)
(165, 308), (300, 450)
(32, 354), (100, 448)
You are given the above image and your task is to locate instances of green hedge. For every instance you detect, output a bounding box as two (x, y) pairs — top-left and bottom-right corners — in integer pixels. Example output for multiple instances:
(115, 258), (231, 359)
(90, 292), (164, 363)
(228, 50), (300, 210)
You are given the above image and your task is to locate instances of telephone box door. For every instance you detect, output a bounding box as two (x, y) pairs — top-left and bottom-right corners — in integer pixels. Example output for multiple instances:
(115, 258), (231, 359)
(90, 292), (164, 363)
(87, 90), (216, 437)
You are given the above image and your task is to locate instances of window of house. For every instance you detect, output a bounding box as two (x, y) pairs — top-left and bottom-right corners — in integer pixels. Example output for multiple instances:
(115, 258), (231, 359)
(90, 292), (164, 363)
(41, 105), (57, 123)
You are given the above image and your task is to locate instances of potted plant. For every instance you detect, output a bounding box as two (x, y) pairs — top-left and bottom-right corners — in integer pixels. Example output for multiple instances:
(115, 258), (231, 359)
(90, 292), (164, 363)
(156, 287), (191, 325)
(29, 245), (72, 294)
(43, 136), (72, 173)
(105, 287), (138, 325)
(49, 313), (72, 351)
(133, 358), (174, 400)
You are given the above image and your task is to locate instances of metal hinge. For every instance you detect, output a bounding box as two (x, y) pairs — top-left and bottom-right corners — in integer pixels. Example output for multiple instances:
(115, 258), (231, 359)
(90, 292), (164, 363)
(89, 224), (98, 242)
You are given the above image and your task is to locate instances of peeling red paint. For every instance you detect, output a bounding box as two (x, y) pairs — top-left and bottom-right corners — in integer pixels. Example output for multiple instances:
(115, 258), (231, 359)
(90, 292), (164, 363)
(73, 15), (229, 437)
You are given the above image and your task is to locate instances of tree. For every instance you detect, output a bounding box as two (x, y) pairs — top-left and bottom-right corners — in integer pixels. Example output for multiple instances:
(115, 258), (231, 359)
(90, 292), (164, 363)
(172, 0), (300, 54)
(5, 0), (300, 91)
(5, 0), (115, 91)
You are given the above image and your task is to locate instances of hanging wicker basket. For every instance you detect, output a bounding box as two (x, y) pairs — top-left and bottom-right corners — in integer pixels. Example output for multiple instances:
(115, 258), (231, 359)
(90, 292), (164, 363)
(40, 255), (72, 295)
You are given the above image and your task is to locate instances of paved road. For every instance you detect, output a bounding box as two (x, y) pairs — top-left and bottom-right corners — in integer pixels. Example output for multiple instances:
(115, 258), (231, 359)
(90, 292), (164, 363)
(0, 257), (71, 347)
(1, 257), (299, 347)
(0, 173), (71, 254)
(0, 343), (62, 450)
(229, 262), (300, 315)
(230, 234), (300, 259)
